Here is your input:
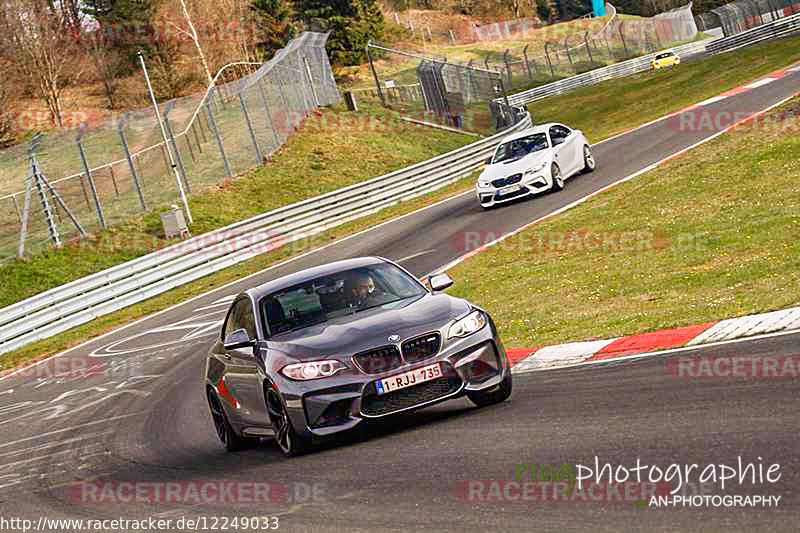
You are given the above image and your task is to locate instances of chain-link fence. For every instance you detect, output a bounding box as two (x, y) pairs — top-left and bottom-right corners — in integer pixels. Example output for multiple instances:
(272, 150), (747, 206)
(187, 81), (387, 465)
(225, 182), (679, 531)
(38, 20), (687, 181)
(0, 32), (339, 263)
(700, 0), (800, 36)
(359, 2), (705, 118)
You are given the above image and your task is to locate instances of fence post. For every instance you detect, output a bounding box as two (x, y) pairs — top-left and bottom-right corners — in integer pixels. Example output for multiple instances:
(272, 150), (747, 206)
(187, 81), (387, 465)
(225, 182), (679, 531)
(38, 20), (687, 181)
(303, 56), (320, 108)
(239, 92), (264, 164)
(366, 43), (386, 108)
(257, 78), (282, 148)
(117, 113), (147, 211)
(563, 36), (573, 66)
(76, 125), (107, 229)
(206, 90), (233, 178)
(544, 42), (556, 77)
(11, 194), (21, 224)
(523, 45), (533, 79)
(584, 31), (595, 66)
(163, 102), (191, 195)
(503, 49), (513, 87)
(192, 121), (204, 152)
(619, 21), (628, 56)
(17, 150), (34, 258)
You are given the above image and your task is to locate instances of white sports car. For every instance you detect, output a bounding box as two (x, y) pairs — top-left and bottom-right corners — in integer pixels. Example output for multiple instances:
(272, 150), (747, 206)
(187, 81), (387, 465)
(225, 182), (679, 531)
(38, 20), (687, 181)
(476, 123), (595, 208)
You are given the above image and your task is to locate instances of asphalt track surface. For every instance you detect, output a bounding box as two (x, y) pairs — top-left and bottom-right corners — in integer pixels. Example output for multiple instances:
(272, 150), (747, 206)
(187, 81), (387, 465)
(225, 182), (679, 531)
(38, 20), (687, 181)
(0, 68), (798, 531)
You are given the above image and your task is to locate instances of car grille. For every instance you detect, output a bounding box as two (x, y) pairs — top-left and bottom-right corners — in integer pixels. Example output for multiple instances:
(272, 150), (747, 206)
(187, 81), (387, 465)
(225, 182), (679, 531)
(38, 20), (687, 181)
(401, 333), (441, 364)
(491, 173), (522, 188)
(352, 346), (403, 374)
(361, 376), (463, 417)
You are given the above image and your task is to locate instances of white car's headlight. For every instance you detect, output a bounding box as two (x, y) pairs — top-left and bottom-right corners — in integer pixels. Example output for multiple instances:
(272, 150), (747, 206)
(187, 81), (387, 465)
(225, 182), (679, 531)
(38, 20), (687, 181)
(478, 180), (490, 188)
(281, 360), (348, 380)
(524, 162), (547, 175)
(448, 310), (487, 339)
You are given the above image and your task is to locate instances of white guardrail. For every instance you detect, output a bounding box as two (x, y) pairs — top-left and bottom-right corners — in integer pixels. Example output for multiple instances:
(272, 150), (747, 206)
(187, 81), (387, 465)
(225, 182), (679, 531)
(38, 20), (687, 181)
(0, 113), (532, 355)
(2, 10), (798, 356)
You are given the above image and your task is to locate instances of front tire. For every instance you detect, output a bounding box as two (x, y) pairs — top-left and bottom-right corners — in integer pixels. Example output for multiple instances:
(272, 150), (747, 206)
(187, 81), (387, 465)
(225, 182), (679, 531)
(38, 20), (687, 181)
(582, 145), (596, 173)
(267, 388), (311, 457)
(207, 390), (260, 452)
(550, 163), (564, 192)
(467, 371), (513, 408)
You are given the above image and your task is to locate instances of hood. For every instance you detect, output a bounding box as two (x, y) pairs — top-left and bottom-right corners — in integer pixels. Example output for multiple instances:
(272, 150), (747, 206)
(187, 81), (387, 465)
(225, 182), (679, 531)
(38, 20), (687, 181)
(266, 293), (471, 359)
(479, 150), (551, 182)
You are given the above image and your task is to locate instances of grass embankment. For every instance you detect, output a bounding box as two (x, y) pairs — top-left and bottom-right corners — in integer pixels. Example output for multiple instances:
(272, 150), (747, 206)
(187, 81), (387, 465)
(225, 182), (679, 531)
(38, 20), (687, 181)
(528, 36), (800, 142)
(447, 98), (800, 347)
(0, 105), (474, 309)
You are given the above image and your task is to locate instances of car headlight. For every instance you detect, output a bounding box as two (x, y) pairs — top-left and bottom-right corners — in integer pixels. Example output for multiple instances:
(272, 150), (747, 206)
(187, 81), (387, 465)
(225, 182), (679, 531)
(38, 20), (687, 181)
(478, 180), (490, 188)
(524, 162), (547, 175)
(281, 360), (348, 380)
(448, 310), (487, 338)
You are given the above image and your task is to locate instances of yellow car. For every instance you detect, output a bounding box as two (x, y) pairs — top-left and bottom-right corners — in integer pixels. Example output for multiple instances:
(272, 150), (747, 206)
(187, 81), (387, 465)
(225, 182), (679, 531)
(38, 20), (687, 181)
(652, 50), (680, 70)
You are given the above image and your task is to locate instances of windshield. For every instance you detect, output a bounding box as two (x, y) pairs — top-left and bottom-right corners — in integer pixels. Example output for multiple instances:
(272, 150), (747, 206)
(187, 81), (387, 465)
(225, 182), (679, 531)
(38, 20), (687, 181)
(261, 263), (427, 336)
(492, 133), (549, 163)
(656, 52), (673, 59)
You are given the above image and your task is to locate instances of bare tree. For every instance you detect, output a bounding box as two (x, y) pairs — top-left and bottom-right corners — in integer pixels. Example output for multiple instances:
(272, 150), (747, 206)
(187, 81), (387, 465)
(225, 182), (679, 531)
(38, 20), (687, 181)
(0, 0), (84, 127)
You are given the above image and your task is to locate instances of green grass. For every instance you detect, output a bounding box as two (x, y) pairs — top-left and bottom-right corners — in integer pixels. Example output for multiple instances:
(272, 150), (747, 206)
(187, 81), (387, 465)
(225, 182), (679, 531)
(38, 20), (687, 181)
(446, 98), (800, 348)
(0, 105), (473, 308)
(528, 36), (800, 143)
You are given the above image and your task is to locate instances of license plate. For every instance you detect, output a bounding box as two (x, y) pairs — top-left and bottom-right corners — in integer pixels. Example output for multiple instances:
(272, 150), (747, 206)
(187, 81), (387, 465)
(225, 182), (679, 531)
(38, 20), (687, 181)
(499, 184), (520, 195)
(376, 363), (442, 395)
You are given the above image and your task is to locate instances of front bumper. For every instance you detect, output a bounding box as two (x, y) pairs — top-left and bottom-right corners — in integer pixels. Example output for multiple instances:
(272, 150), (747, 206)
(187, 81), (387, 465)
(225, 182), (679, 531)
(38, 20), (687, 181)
(476, 172), (550, 207)
(276, 326), (508, 438)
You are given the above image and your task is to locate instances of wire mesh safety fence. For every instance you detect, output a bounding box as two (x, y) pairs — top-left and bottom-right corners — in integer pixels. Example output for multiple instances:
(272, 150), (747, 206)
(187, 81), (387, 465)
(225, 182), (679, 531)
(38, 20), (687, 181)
(704, 0), (800, 36)
(359, 3), (707, 119)
(0, 31), (339, 263)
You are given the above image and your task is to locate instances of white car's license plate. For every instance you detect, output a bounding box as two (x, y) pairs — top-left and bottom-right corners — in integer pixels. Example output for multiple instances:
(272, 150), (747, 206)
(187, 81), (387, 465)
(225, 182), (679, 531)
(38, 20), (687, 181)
(376, 363), (442, 395)
(499, 184), (520, 195)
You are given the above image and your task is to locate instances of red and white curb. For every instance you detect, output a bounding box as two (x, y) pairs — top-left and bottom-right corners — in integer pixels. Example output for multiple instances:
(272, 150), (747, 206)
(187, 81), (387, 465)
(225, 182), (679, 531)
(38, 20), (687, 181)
(508, 305), (800, 373)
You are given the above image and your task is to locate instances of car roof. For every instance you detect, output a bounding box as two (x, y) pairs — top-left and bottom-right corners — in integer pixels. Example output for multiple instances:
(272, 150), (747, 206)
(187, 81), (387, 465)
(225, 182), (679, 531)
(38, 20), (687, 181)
(500, 123), (565, 143)
(246, 256), (388, 300)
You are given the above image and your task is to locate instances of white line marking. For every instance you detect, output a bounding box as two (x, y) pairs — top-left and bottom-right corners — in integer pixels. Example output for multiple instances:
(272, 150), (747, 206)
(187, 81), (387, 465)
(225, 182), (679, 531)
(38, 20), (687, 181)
(743, 78), (777, 89)
(513, 339), (618, 373)
(432, 92), (800, 275)
(789, 65), (800, 72)
(695, 95), (728, 106)
(397, 249), (437, 263)
(0, 413), (144, 449)
(0, 446), (105, 470)
(0, 432), (112, 459)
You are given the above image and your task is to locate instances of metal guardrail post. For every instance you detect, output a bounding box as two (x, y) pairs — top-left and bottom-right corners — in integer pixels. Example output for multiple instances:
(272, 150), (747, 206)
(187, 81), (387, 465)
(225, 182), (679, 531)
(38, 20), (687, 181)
(17, 153), (34, 258)
(239, 92), (264, 164)
(117, 113), (147, 211)
(206, 90), (233, 178)
(163, 102), (191, 194)
(76, 125), (107, 229)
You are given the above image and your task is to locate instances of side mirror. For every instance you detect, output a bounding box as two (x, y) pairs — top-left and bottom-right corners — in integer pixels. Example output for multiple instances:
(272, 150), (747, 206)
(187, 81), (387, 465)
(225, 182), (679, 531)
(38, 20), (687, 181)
(224, 328), (255, 350)
(429, 273), (454, 292)
(485, 156), (493, 165)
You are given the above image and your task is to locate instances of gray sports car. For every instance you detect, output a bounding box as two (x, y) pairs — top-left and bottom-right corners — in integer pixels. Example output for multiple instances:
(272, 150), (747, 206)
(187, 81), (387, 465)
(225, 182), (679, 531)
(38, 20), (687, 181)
(205, 256), (512, 456)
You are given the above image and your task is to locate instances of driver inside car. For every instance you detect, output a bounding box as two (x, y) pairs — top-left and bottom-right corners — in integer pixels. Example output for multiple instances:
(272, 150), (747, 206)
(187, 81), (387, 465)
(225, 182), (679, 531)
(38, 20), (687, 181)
(347, 271), (383, 309)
